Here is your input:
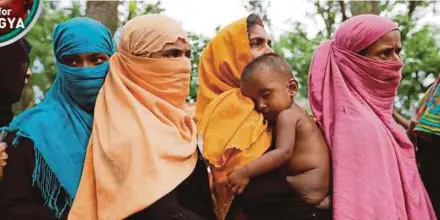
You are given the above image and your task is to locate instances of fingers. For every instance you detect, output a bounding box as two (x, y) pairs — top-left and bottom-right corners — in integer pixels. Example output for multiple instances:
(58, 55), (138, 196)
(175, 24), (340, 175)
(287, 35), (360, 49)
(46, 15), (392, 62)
(237, 186), (245, 195)
(407, 120), (416, 134)
(286, 176), (294, 183)
(409, 120), (416, 130)
(0, 151), (7, 167)
(226, 181), (239, 194)
(226, 181), (235, 192)
(230, 185), (239, 194)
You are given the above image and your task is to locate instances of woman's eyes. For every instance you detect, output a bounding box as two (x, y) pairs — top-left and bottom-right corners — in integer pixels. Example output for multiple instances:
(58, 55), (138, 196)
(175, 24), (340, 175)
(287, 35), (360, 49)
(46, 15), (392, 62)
(164, 49), (191, 58)
(91, 57), (104, 64)
(250, 39), (262, 48)
(378, 48), (401, 60)
(250, 38), (271, 48)
(90, 55), (109, 65)
(63, 58), (79, 66)
(162, 49), (181, 58)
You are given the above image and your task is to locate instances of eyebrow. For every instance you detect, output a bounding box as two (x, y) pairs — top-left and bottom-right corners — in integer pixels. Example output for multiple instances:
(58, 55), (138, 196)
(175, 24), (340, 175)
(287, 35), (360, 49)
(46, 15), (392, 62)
(376, 44), (401, 52)
(163, 48), (183, 53)
(258, 88), (271, 93)
(249, 36), (264, 41)
(61, 55), (80, 59)
(62, 53), (105, 57)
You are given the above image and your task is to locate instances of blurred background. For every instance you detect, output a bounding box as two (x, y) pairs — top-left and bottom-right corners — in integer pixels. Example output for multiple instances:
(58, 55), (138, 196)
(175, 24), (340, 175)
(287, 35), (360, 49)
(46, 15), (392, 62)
(16, 0), (440, 118)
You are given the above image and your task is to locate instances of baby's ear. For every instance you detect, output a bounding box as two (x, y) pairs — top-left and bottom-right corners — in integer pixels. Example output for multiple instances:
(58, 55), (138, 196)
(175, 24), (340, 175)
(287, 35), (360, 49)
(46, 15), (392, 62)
(288, 78), (298, 96)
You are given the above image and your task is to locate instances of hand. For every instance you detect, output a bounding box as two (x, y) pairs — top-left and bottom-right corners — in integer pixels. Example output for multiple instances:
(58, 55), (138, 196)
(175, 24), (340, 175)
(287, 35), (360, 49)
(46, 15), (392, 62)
(227, 168), (250, 195)
(0, 142), (8, 167)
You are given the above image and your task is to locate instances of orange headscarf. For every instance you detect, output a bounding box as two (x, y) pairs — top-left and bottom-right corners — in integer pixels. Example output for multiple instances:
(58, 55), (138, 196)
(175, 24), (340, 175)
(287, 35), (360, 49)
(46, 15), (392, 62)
(196, 17), (272, 219)
(68, 15), (198, 220)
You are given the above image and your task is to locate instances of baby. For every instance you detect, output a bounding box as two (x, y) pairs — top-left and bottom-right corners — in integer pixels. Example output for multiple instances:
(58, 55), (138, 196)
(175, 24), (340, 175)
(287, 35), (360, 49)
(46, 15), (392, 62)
(227, 53), (330, 210)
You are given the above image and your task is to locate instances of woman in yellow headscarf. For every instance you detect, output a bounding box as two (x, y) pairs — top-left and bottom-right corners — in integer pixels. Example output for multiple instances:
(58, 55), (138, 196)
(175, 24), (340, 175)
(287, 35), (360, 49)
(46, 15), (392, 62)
(196, 14), (277, 219)
(68, 15), (215, 220)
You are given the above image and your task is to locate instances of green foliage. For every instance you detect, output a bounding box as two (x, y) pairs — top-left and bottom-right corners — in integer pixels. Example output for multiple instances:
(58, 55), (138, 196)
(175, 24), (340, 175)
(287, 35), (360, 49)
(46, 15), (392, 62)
(188, 33), (210, 102)
(124, 1), (164, 25)
(274, 32), (324, 98)
(313, 0), (341, 38)
(244, 0), (271, 26)
(398, 25), (440, 111)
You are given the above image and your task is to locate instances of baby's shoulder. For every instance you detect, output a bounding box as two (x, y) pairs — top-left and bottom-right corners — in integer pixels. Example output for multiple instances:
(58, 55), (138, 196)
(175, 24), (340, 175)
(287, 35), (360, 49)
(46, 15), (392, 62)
(277, 106), (304, 126)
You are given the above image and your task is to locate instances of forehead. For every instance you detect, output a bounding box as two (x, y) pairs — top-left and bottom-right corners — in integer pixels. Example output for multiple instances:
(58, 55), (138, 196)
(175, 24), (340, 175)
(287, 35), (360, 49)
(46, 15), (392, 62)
(248, 25), (269, 39)
(243, 67), (283, 88)
(62, 53), (107, 58)
(162, 38), (190, 50)
(371, 30), (402, 48)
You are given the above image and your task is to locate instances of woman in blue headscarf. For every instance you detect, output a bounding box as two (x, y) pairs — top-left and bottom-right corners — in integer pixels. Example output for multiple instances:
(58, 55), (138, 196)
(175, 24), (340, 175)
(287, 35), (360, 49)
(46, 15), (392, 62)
(0, 17), (114, 220)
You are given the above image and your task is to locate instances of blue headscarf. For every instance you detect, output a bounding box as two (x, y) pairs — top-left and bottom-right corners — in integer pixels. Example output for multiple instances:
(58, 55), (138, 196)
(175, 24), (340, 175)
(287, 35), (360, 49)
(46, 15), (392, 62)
(2, 17), (115, 217)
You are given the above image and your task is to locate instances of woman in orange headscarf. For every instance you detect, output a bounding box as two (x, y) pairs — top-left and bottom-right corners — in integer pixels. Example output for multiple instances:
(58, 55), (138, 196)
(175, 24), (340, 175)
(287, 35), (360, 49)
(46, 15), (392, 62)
(68, 15), (215, 220)
(197, 14), (314, 220)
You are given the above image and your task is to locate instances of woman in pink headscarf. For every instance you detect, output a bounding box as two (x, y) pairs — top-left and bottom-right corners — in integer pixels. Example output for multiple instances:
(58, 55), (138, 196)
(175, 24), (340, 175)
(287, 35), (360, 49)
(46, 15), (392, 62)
(309, 14), (436, 219)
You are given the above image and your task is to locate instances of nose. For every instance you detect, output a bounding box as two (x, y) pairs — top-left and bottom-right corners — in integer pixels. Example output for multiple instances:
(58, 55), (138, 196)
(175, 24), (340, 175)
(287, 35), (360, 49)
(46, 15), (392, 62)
(26, 68), (32, 77)
(391, 53), (401, 61)
(25, 68), (32, 84)
(256, 100), (267, 113)
(82, 60), (92, 67)
(263, 44), (274, 54)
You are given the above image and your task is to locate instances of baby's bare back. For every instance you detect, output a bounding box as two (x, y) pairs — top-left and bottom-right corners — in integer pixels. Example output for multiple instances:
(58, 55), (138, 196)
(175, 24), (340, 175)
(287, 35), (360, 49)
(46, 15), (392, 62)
(283, 104), (330, 205)
(287, 105), (329, 174)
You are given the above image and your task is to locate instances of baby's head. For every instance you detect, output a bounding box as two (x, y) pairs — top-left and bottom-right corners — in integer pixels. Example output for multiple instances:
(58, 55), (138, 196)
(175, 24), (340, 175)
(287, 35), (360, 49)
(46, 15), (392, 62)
(240, 53), (297, 124)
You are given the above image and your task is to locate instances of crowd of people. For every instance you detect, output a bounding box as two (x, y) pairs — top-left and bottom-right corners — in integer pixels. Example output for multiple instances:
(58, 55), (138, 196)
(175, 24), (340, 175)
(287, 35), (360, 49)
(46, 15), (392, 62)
(0, 12), (439, 220)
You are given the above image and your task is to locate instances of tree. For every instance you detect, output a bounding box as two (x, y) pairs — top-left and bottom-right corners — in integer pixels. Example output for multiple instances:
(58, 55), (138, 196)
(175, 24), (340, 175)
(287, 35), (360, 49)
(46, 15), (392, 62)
(122, 1), (164, 25)
(274, 29), (323, 100)
(313, 1), (341, 39)
(350, 1), (380, 16)
(187, 33), (210, 102)
(244, 0), (271, 27)
(86, 1), (119, 34)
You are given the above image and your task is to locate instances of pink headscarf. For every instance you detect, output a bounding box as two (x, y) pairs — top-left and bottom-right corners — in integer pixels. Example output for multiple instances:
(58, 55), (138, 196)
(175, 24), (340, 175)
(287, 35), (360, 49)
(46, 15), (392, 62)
(309, 15), (436, 220)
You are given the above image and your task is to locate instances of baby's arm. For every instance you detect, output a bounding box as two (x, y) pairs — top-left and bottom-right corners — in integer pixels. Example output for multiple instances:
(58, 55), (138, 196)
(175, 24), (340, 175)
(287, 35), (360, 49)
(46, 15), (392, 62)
(227, 110), (298, 194)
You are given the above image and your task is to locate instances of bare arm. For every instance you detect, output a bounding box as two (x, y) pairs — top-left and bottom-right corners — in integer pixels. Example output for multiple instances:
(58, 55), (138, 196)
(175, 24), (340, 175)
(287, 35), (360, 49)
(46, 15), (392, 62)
(393, 109), (410, 129)
(243, 110), (298, 178)
(227, 110), (298, 194)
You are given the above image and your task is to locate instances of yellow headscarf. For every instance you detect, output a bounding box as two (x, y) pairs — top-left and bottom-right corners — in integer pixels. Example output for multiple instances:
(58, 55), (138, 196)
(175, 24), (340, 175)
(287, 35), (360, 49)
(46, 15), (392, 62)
(196, 16), (272, 219)
(69, 15), (198, 220)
